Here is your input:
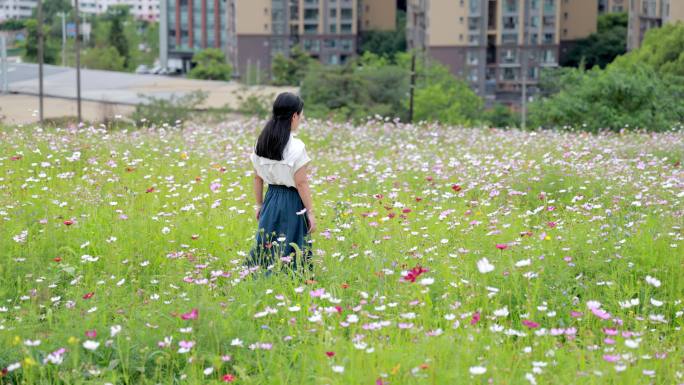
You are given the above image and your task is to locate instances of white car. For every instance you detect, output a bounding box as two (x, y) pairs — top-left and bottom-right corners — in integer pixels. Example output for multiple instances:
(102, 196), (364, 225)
(135, 65), (149, 74)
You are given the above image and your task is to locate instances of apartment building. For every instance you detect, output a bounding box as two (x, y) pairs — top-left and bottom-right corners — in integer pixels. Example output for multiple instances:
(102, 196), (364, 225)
(79, 0), (161, 21)
(0, 0), (160, 21)
(0, 0), (37, 20)
(161, 0), (396, 77)
(599, 0), (626, 13)
(627, 0), (684, 50)
(407, 0), (596, 105)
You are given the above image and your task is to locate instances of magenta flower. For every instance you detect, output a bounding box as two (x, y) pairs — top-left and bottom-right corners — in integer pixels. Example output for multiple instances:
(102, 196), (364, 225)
(522, 319), (539, 329)
(181, 308), (199, 320)
(470, 312), (480, 325)
(495, 243), (509, 250)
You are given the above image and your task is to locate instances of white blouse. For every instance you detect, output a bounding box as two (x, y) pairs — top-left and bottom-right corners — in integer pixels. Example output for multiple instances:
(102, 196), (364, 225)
(250, 134), (311, 188)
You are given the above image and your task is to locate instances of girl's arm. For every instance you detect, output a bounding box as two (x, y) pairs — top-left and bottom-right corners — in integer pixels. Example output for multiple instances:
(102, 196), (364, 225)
(254, 170), (264, 219)
(294, 165), (316, 233)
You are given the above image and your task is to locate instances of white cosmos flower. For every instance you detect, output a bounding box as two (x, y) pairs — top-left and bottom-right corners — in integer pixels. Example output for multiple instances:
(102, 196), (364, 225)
(477, 258), (495, 273)
(110, 325), (122, 337)
(231, 338), (243, 347)
(332, 365), (345, 373)
(469, 366), (487, 375)
(83, 340), (100, 351)
(493, 306), (509, 317)
(203, 367), (214, 375)
(624, 339), (639, 349)
(650, 298), (663, 307)
(419, 277), (434, 286)
(645, 275), (661, 287)
(515, 258), (531, 267)
(586, 300), (601, 309)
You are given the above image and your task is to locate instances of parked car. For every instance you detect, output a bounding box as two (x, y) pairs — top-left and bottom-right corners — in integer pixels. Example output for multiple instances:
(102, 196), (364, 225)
(135, 65), (149, 74)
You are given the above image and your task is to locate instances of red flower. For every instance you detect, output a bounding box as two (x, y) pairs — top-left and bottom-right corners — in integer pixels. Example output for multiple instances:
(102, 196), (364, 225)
(426, 176), (433, 182)
(401, 208), (412, 214)
(495, 243), (508, 250)
(222, 374), (236, 382)
(341, 283), (349, 289)
(522, 319), (539, 329)
(83, 292), (94, 300)
(63, 220), (74, 226)
(53, 257), (62, 262)
(415, 196), (423, 202)
(325, 351), (335, 358)
(403, 265), (428, 283)
(387, 212), (396, 219)
(470, 312), (480, 325)
(334, 306), (343, 314)
(451, 184), (461, 192)
(10, 155), (22, 161)
(180, 308), (198, 320)
(146, 187), (155, 193)
(85, 329), (97, 338)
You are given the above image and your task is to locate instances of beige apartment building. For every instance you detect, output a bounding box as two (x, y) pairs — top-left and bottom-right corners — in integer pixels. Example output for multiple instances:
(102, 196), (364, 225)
(627, 0), (684, 50)
(599, 0), (626, 13)
(161, 0), (396, 77)
(407, 0), (596, 105)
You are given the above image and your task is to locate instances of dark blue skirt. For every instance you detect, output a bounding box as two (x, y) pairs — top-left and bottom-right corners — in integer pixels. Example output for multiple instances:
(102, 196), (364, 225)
(247, 184), (313, 272)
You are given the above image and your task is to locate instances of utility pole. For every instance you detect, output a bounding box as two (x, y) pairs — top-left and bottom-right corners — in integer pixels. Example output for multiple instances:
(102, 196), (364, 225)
(37, 0), (44, 123)
(408, 52), (416, 123)
(61, 12), (66, 66)
(521, 0), (529, 130)
(74, 0), (82, 123)
(1, 35), (8, 94)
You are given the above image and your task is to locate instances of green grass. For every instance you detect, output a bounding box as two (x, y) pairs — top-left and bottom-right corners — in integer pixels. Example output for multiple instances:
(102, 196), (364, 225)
(0, 120), (682, 384)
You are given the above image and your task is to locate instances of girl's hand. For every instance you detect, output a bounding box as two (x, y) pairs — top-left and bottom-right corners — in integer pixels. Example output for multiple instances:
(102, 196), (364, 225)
(306, 211), (316, 234)
(255, 205), (262, 221)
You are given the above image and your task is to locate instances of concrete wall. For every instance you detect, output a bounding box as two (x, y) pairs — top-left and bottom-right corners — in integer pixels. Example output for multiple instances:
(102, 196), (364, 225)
(561, 0), (598, 41)
(360, 0), (396, 31)
(236, 0), (271, 35)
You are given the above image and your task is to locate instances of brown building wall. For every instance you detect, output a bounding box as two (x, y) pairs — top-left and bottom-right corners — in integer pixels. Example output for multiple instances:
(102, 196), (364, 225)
(237, 35), (272, 78)
(429, 46), (467, 78)
(561, 0), (598, 41)
(236, 0), (272, 35)
(360, 0), (396, 31)
(428, 0), (469, 46)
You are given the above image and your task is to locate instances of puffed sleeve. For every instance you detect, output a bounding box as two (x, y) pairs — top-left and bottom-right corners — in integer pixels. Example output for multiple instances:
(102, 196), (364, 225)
(292, 143), (311, 174)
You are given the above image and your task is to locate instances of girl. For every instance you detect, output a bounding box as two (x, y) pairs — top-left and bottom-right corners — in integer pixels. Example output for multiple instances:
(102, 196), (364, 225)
(247, 92), (315, 274)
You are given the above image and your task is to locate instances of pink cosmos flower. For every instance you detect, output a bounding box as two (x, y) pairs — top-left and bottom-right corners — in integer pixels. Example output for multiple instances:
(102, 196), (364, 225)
(495, 243), (509, 250)
(522, 320), (539, 329)
(85, 329), (97, 338)
(470, 312), (481, 325)
(180, 308), (199, 320)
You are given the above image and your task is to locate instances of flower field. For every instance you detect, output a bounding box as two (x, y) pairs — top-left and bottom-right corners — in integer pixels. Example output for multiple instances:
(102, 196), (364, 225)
(0, 120), (682, 384)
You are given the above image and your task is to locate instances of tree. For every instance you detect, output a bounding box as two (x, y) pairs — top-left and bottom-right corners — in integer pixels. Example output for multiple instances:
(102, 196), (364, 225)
(22, 19), (59, 64)
(82, 46), (126, 71)
(611, 21), (684, 77)
(359, 10), (407, 58)
(483, 103), (520, 128)
(188, 48), (233, 80)
(107, 6), (131, 68)
(560, 12), (627, 69)
(271, 46), (314, 86)
(528, 63), (684, 132)
(0, 19), (26, 31)
(412, 63), (483, 126)
(31, 0), (72, 22)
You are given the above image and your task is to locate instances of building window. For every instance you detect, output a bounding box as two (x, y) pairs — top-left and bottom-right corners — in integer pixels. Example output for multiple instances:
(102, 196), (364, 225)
(504, 0), (517, 12)
(329, 23), (337, 33)
(304, 9), (318, 20)
(543, 33), (554, 44)
(467, 50), (478, 65)
(341, 8), (352, 20)
(503, 16), (517, 30)
(304, 24), (318, 34)
(330, 8), (336, 18)
(341, 23), (352, 33)
(502, 67), (516, 81)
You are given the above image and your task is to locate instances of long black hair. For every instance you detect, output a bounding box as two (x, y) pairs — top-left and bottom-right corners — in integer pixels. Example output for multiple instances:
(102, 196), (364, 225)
(255, 92), (304, 161)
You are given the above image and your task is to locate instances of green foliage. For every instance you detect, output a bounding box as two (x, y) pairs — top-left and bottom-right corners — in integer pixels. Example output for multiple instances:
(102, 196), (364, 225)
(560, 12), (627, 69)
(107, 6), (130, 69)
(31, 0), (72, 22)
(611, 21), (684, 77)
(529, 63), (684, 131)
(0, 19), (26, 30)
(236, 94), (272, 119)
(21, 19), (59, 64)
(131, 90), (209, 127)
(301, 50), (483, 124)
(483, 103), (520, 128)
(188, 48), (233, 81)
(271, 46), (315, 86)
(358, 10), (406, 58)
(82, 46), (126, 71)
